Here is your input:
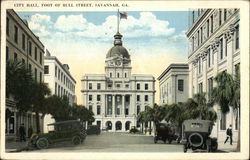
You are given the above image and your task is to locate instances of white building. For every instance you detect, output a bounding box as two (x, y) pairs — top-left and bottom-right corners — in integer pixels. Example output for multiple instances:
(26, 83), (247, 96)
(81, 32), (155, 132)
(43, 49), (76, 132)
(158, 63), (189, 105)
(186, 9), (240, 141)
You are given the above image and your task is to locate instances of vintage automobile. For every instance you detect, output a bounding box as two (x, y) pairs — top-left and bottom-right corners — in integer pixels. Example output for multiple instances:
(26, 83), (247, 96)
(28, 120), (87, 149)
(154, 123), (175, 144)
(182, 120), (218, 152)
(87, 125), (101, 135)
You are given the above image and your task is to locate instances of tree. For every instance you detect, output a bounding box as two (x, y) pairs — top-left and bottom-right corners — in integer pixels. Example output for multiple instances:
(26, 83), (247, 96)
(212, 70), (240, 151)
(6, 60), (34, 113)
(71, 104), (95, 123)
(31, 82), (51, 133)
(143, 106), (154, 135)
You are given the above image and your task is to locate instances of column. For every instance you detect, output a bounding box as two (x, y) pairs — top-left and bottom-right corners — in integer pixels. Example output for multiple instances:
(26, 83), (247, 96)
(188, 62), (193, 98)
(105, 95), (107, 116)
(122, 95), (125, 116)
(112, 95), (115, 117)
(130, 95), (133, 115)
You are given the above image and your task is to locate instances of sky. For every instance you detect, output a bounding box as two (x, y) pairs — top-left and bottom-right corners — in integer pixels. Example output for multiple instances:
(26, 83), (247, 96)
(17, 11), (189, 105)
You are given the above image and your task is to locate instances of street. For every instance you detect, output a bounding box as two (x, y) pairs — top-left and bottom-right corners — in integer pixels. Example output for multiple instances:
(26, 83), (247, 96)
(27, 132), (183, 152)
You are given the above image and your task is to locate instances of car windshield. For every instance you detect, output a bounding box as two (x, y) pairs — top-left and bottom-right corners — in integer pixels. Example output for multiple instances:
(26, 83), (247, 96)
(191, 123), (203, 128)
(47, 125), (55, 132)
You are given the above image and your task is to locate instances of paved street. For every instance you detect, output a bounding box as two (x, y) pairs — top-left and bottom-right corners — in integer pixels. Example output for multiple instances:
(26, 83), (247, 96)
(6, 132), (237, 153)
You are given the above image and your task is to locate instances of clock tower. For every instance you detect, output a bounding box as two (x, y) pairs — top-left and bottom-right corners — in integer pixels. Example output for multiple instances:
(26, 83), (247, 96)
(105, 32), (131, 79)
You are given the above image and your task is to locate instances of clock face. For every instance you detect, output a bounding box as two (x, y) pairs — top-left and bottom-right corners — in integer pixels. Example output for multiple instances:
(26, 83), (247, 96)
(115, 60), (121, 66)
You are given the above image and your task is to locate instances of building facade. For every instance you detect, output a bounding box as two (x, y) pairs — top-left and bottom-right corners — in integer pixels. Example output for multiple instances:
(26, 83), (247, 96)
(158, 64), (189, 105)
(81, 32), (155, 132)
(43, 49), (76, 132)
(186, 9), (240, 141)
(5, 9), (45, 136)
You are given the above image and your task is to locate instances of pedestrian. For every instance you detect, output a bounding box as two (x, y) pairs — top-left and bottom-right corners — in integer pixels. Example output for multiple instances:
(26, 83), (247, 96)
(224, 124), (233, 145)
(19, 123), (26, 142)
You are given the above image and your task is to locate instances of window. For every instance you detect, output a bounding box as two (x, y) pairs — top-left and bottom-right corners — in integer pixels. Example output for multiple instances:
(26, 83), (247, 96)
(14, 52), (17, 61)
(35, 68), (37, 82)
(14, 25), (18, 43)
(89, 83), (92, 89)
(125, 73), (127, 78)
(125, 84), (129, 88)
(137, 105), (140, 115)
(22, 58), (25, 64)
(208, 48), (211, 67)
(6, 17), (9, 36)
(58, 85), (60, 96)
(198, 83), (203, 93)
(197, 30), (200, 46)
(137, 95), (140, 101)
(97, 95), (101, 101)
(117, 73), (120, 78)
(97, 105), (101, 115)
(145, 95), (148, 102)
(225, 39), (228, 57)
(219, 9), (222, 26)
(210, 15), (213, 34)
(40, 52), (42, 65)
(89, 105), (92, 111)
(224, 9), (227, 21)
(145, 83), (148, 90)
(235, 25), (239, 50)
(178, 79), (184, 91)
(55, 66), (57, 77)
(61, 73), (63, 82)
(44, 65), (49, 74)
(55, 83), (57, 94)
(137, 83), (140, 90)
(35, 47), (37, 61)
(200, 27), (203, 43)
(89, 95), (92, 101)
(220, 38), (223, 60)
(22, 34), (25, 50)
(29, 41), (32, 56)
(6, 47), (9, 61)
(40, 72), (42, 82)
(207, 19), (209, 37)
(208, 77), (213, 98)
(29, 64), (31, 72)
(58, 70), (61, 79)
(220, 112), (226, 130)
(192, 36), (194, 51)
(110, 72), (112, 78)
(97, 83), (101, 89)
(108, 83), (112, 88)
(198, 57), (201, 73)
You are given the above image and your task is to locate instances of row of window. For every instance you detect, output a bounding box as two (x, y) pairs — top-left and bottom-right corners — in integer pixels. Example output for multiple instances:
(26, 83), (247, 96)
(191, 9), (239, 53)
(7, 17), (43, 65)
(88, 105), (131, 116)
(160, 79), (184, 99)
(136, 95), (149, 102)
(109, 72), (128, 78)
(55, 82), (73, 99)
(88, 82), (149, 90)
(44, 65), (75, 92)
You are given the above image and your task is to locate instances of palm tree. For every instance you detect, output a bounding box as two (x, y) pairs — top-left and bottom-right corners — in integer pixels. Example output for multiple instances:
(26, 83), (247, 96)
(143, 106), (154, 135)
(137, 111), (146, 133)
(6, 60), (34, 113)
(212, 70), (240, 151)
(31, 82), (51, 133)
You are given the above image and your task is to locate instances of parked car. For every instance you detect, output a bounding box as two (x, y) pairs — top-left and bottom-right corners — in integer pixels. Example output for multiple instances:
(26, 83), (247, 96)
(182, 120), (218, 152)
(28, 120), (87, 149)
(87, 125), (101, 135)
(129, 126), (139, 134)
(154, 123), (175, 144)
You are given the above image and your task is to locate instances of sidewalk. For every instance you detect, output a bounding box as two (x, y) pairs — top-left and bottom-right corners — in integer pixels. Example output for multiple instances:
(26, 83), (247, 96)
(217, 141), (237, 152)
(5, 139), (29, 152)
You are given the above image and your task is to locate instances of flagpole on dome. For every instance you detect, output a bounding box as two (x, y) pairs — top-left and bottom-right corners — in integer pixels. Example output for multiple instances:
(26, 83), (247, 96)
(117, 9), (120, 33)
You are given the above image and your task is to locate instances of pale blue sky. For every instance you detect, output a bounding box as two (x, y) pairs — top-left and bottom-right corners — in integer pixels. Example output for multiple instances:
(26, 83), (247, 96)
(17, 11), (189, 104)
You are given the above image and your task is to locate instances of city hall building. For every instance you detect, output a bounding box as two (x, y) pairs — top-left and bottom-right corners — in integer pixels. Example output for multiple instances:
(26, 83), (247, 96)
(186, 9), (240, 141)
(81, 32), (155, 131)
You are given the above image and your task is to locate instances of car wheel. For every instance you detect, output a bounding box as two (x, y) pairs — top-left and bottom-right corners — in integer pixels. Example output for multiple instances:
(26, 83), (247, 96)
(72, 136), (81, 145)
(168, 138), (172, 144)
(36, 138), (49, 149)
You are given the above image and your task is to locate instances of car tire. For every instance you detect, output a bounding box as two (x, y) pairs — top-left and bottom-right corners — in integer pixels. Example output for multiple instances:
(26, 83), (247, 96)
(36, 138), (49, 149)
(206, 144), (211, 152)
(183, 145), (187, 153)
(72, 136), (81, 145)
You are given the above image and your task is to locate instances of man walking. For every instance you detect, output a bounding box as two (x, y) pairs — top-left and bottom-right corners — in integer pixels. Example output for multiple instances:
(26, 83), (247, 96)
(224, 124), (233, 145)
(19, 123), (26, 142)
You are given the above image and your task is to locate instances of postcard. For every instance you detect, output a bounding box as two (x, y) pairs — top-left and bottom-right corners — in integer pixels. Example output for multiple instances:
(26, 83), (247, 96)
(1, 0), (249, 159)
